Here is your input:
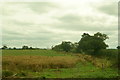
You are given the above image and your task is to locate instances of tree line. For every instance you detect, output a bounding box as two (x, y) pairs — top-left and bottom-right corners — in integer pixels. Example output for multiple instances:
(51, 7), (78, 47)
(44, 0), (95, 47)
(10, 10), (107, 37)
(1, 45), (46, 50)
(1, 32), (119, 53)
(52, 32), (118, 55)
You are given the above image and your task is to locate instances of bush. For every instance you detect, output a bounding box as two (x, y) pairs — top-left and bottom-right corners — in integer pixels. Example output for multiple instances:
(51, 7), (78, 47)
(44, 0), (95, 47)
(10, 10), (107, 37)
(97, 49), (118, 58)
(16, 71), (27, 77)
(2, 70), (13, 77)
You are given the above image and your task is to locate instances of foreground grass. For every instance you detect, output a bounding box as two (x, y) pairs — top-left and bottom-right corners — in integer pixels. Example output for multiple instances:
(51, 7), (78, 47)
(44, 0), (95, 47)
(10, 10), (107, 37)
(2, 62), (118, 78)
(3, 56), (79, 71)
(37, 63), (118, 78)
(2, 50), (119, 78)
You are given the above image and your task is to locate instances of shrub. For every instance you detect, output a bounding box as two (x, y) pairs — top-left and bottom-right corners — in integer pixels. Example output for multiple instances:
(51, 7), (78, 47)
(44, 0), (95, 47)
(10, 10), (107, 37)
(16, 71), (27, 77)
(2, 70), (13, 77)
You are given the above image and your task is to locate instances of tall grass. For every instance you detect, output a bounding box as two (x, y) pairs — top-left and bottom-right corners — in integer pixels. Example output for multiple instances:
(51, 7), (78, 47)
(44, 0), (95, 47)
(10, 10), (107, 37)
(3, 56), (80, 72)
(2, 50), (68, 56)
(74, 54), (112, 68)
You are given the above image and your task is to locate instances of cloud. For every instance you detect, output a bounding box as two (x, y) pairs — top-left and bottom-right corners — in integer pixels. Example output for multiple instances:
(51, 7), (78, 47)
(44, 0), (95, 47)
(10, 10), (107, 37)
(1, 1), (118, 48)
(90, 1), (118, 16)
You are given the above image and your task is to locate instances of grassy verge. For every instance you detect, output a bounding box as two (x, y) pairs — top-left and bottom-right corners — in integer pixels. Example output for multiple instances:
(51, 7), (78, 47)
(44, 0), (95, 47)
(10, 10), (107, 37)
(2, 62), (118, 78)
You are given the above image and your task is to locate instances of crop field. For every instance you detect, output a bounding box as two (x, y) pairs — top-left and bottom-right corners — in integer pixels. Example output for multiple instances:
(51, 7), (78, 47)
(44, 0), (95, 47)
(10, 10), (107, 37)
(2, 50), (69, 56)
(2, 50), (119, 78)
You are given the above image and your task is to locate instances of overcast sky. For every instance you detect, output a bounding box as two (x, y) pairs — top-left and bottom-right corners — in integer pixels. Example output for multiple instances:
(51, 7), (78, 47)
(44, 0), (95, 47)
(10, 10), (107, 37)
(0, 0), (118, 48)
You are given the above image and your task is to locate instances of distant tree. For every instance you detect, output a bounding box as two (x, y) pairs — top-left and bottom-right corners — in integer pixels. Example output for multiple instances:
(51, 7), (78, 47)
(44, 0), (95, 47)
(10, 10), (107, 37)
(61, 41), (72, 52)
(70, 42), (79, 52)
(77, 32), (109, 54)
(94, 32), (109, 40)
(117, 46), (120, 49)
(29, 47), (33, 49)
(13, 47), (16, 50)
(2, 45), (8, 49)
(9, 47), (12, 50)
(82, 33), (90, 38)
(52, 41), (73, 52)
(52, 45), (62, 51)
(22, 45), (29, 49)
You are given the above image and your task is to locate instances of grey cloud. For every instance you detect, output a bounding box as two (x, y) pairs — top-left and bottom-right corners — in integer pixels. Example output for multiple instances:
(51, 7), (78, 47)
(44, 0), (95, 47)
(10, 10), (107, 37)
(54, 13), (117, 31)
(97, 2), (118, 16)
(28, 2), (59, 14)
(58, 14), (81, 23)
(52, 21), (117, 32)
(2, 2), (58, 16)
(2, 1), (118, 48)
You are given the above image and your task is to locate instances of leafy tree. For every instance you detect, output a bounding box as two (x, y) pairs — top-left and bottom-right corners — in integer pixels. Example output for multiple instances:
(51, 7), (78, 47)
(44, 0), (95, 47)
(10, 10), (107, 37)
(8, 47), (12, 50)
(77, 32), (108, 54)
(52, 45), (62, 51)
(82, 33), (90, 38)
(117, 46), (120, 49)
(29, 47), (33, 49)
(70, 42), (79, 52)
(22, 45), (29, 49)
(2, 45), (8, 49)
(52, 41), (73, 52)
(61, 41), (72, 52)
(94, 32), (109, 40)
(13, 47), (16, 50)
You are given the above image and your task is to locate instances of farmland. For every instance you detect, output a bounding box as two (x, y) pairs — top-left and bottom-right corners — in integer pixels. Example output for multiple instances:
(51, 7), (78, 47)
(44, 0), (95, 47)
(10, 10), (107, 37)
(2, 49), (118, 78)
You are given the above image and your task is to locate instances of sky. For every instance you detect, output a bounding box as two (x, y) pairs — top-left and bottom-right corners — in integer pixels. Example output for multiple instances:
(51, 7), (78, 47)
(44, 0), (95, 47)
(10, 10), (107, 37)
(0, 0), (118, 48)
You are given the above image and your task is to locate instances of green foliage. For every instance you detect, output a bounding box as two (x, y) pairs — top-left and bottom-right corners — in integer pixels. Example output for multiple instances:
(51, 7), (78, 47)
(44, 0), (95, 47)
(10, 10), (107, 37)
(2, 70), (13, 77)
(16, 71), (27, 77)
(70, 42), (79, 53)
(61, 41), (72, 52)
(11, 62), (118, 78)
(94, 32), (109, 40)
(13, 47), (16, 49)
(77, 32), (108, 54)
(117, 46), (120, 49)
(52, 32), (109, 55)
(97, 49), (118, 58)
(2, 49), (118, 78)
(97, 49), (118, 68)
(52, 45), (62, 51)
(52, 41), (73, 52)
(22, 45), (29, 49)
(2, 45), (8, 49)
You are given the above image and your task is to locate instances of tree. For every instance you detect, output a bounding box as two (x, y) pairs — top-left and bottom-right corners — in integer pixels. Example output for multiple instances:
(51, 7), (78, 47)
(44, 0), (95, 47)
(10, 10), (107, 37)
(22, 45), (29, 49)
(94, 32), (109, 40)
(117, 46), (120, 49)
(2, 45), (8, 49)
(82, 33), (90, 38)
(77, 32), (108, 54)
(9, 47), (12, 50)
(52, 45), (62, 51)
(61, 41), (72, 52)
(52, 41), (73, 52)
(13, 47), (16, 50)
(70, 42), (79, 52)
(29, 47), (33, 49)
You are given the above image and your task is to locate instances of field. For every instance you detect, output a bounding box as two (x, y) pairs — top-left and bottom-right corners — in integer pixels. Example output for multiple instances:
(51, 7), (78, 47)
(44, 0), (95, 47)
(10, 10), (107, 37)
(2, 49), (119, 78)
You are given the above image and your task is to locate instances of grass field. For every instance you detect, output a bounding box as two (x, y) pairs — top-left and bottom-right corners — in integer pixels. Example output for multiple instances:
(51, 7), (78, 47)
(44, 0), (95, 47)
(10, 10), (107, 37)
(2, 50), (69, 56)
(2, 49), (119, 78)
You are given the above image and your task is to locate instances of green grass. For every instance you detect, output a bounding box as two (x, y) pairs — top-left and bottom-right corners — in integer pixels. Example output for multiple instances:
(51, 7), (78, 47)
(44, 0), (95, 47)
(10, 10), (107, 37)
(38, 62), (118, 78)
(7, 62), (118, 78)
(2, 50), (69, 56)
(2, 49), (119, 78)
